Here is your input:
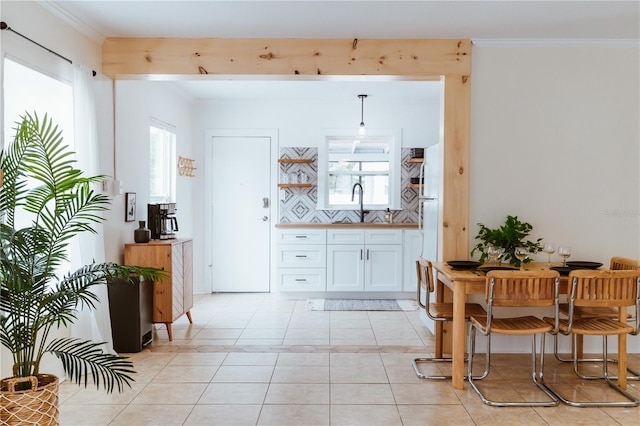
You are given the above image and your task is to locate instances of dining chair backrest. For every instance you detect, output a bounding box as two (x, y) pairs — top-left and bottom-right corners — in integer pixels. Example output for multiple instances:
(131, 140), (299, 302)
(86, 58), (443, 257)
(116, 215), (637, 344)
(485, 270), (560, 308)
(568, 270), (640, 309)
(416, 257), (434, 294)
(610, 257), (639, 271)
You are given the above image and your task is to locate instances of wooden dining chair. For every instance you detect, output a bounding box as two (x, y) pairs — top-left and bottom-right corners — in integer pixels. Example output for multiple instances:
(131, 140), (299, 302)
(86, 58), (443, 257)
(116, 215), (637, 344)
(467, 270), (560, 407)
(412, 258), (487, 380)
(554, 257), (640, 380)
(543, 269), (640, 407)
(610, 256), (639, 271)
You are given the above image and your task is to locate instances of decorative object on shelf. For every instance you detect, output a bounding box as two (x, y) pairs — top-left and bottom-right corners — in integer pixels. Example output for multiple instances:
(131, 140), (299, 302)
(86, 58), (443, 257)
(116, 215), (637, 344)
(357, 94), (368, 135)
(410, 148), (424, 158)
(125, 192), (136, 222)
(134, 221), (151, 243)
(470, 215), (543, 266)
(178, 156), (196, 177)
(0, 113), (162, 425)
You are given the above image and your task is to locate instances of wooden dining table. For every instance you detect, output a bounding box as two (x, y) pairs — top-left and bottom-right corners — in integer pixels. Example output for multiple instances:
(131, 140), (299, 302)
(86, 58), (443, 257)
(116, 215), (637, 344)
(431, 261), (629, 390)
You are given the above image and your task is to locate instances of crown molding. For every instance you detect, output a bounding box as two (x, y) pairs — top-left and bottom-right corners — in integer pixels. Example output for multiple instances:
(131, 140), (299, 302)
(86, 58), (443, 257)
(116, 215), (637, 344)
(472, 38), (640, 48)
(37, 0), (105, 43)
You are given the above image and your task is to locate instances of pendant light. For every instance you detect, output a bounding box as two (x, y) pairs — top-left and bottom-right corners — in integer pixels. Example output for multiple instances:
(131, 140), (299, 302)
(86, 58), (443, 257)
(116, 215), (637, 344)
(358, 94), (368, 135)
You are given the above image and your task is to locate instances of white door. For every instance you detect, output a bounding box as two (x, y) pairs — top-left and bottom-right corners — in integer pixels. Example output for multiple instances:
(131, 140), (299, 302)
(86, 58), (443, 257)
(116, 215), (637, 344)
(208, 136), (271, 292)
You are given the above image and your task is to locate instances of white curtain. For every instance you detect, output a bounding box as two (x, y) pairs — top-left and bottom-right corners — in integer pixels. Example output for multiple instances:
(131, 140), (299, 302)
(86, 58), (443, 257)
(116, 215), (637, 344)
(70, 63), (115, 355)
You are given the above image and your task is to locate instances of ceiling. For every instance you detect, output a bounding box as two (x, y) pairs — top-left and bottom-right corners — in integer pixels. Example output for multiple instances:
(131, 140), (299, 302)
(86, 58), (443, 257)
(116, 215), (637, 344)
(40, 1), (640, 101)
(48, 1), (640, 40)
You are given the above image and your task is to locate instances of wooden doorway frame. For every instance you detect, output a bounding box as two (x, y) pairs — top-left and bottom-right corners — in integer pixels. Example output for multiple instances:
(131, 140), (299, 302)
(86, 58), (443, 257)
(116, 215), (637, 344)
(102, 37), (471, 260)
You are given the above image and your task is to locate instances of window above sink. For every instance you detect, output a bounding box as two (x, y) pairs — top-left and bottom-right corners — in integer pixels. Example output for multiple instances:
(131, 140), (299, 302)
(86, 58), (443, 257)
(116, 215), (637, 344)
(317, 129), (401, 211)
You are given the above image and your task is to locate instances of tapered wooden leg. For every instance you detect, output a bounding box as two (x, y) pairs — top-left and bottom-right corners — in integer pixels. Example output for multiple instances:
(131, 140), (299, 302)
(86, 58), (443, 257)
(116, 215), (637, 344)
(186, 311), (193, 324)
(435, 322), (444, 358)
(618, 307), (627, 389)
(452, 281), (466, 390)
(575, 335), (584, 359)
(166, 323), (172, 341)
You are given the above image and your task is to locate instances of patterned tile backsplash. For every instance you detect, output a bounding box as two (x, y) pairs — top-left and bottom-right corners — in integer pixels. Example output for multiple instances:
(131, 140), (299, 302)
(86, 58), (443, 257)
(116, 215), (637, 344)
(278, 147), (421, 223)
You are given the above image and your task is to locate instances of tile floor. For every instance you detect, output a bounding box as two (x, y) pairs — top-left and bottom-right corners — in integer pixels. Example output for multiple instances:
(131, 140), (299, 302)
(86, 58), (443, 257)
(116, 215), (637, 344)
(59, 293), (640, 425)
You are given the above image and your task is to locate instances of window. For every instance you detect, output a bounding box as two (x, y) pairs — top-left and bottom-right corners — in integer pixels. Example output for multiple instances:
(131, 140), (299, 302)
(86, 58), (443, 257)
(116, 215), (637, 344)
(3, 57), (74, 224)
(2, 56), (74, 281)
(317, 131), (400, 210)
(149, 122), (176, 203)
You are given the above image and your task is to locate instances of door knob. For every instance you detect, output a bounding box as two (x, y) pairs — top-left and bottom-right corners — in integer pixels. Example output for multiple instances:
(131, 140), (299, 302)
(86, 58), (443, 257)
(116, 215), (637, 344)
(260, 216), (269, 221)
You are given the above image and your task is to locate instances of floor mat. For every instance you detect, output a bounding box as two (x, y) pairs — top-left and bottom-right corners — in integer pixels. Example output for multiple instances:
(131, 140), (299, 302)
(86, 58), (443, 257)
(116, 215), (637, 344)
(307, 299), (418, 311)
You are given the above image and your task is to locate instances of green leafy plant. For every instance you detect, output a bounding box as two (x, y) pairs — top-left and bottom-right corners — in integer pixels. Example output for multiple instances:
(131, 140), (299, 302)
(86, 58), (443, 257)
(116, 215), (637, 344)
(470, 215), (543, 266)
(0, 112), (162, 392)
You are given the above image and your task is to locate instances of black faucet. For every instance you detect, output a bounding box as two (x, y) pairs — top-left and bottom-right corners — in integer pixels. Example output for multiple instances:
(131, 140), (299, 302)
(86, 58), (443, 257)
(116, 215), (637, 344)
(351, 183), (365, 223)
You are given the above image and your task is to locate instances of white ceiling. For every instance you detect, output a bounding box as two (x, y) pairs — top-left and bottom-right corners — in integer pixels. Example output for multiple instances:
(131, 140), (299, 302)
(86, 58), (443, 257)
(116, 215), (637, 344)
(48, 1), (640, 40)
(40, 1), (640, 101)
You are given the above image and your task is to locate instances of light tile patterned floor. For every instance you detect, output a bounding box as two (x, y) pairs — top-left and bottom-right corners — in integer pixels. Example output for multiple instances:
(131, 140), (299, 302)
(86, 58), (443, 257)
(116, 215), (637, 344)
(59, 293), (640, 425)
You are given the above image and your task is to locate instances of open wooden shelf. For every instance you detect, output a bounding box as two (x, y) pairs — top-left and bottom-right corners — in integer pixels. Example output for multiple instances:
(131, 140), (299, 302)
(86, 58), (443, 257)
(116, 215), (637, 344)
(407, 158), (424, 163)
(278, 183), (313, 188)
(408, 183), (423, 189)
(278, 158), (313, 163)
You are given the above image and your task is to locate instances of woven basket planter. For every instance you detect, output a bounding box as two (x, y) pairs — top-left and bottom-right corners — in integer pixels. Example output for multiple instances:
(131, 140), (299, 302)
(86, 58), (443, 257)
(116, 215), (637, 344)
(0, 374), (59, 426)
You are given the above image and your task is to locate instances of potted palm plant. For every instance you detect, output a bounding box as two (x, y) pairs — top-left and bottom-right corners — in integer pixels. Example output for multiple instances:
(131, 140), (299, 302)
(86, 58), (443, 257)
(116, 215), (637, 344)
(0, 112), (161, 425)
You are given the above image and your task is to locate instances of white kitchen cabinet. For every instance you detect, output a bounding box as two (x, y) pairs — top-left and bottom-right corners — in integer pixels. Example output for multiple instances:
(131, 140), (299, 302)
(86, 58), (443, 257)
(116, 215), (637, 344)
(276, 229), (327, 291)
(403, 229), (423, 292)
(326, 229), (403, 292)
(327, 244), (365, 291)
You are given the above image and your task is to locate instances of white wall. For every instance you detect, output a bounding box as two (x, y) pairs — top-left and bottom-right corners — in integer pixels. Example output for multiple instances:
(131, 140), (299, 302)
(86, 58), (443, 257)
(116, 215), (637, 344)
(193, 97), (440, 149)
(469, 43), (640, 352)
(470, 44), (639, 265)
(111, 81), (196, 264)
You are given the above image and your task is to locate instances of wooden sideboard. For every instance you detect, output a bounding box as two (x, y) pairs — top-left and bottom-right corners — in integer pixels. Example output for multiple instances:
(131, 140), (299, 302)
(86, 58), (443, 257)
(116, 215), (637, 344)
(124, 238), (193, 340)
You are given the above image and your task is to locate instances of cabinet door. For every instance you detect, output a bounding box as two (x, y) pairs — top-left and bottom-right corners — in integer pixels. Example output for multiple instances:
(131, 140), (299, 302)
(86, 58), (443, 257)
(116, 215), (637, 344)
(327, 244), (364, 291)
(171, 243), (184, 322)
(182, 239), (194, 312)
(364, 244), (403, 291)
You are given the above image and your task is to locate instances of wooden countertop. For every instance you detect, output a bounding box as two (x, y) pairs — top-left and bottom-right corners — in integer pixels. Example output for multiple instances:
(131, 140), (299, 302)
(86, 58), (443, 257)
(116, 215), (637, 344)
(275, 223), (419, 229)
(125, 238), (192, 246)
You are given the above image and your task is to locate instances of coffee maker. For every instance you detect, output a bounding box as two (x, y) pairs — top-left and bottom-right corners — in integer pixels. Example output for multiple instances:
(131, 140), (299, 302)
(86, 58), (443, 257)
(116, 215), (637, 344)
(148, 203), (179, 240)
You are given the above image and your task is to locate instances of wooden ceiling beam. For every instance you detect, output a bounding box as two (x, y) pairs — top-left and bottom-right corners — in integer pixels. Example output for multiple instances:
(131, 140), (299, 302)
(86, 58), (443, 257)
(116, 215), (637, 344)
(102, 38), (471, 78)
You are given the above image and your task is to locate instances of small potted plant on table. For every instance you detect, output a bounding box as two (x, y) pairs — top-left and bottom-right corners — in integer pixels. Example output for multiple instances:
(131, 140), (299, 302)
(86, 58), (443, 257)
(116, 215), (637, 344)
(470, 215), (543, 267)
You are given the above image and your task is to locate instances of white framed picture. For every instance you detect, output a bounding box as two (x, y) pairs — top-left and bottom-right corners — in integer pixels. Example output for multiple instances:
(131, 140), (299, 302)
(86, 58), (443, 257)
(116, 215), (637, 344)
(125, 192), (136, 222)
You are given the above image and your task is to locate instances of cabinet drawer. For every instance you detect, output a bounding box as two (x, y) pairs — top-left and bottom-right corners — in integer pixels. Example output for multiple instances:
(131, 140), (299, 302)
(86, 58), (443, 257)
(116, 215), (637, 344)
(277, 245), (326, 268)
(327, 229), (365, 244)
(364, 229), (403, 245)
(277, 229), (326, 244)
(277, 268), (326, 291)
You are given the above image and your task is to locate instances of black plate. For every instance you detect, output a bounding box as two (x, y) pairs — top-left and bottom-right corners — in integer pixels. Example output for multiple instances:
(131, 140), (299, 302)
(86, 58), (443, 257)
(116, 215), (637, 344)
(566, 261), (603, 269)
(446, 260), (482, 270)
(550, 266), (576, 276)
(478, 265), (518, 273)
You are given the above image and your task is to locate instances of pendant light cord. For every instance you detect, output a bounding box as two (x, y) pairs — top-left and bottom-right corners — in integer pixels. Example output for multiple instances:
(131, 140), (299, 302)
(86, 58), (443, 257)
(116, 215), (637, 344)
(358, 94), (367, 127)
